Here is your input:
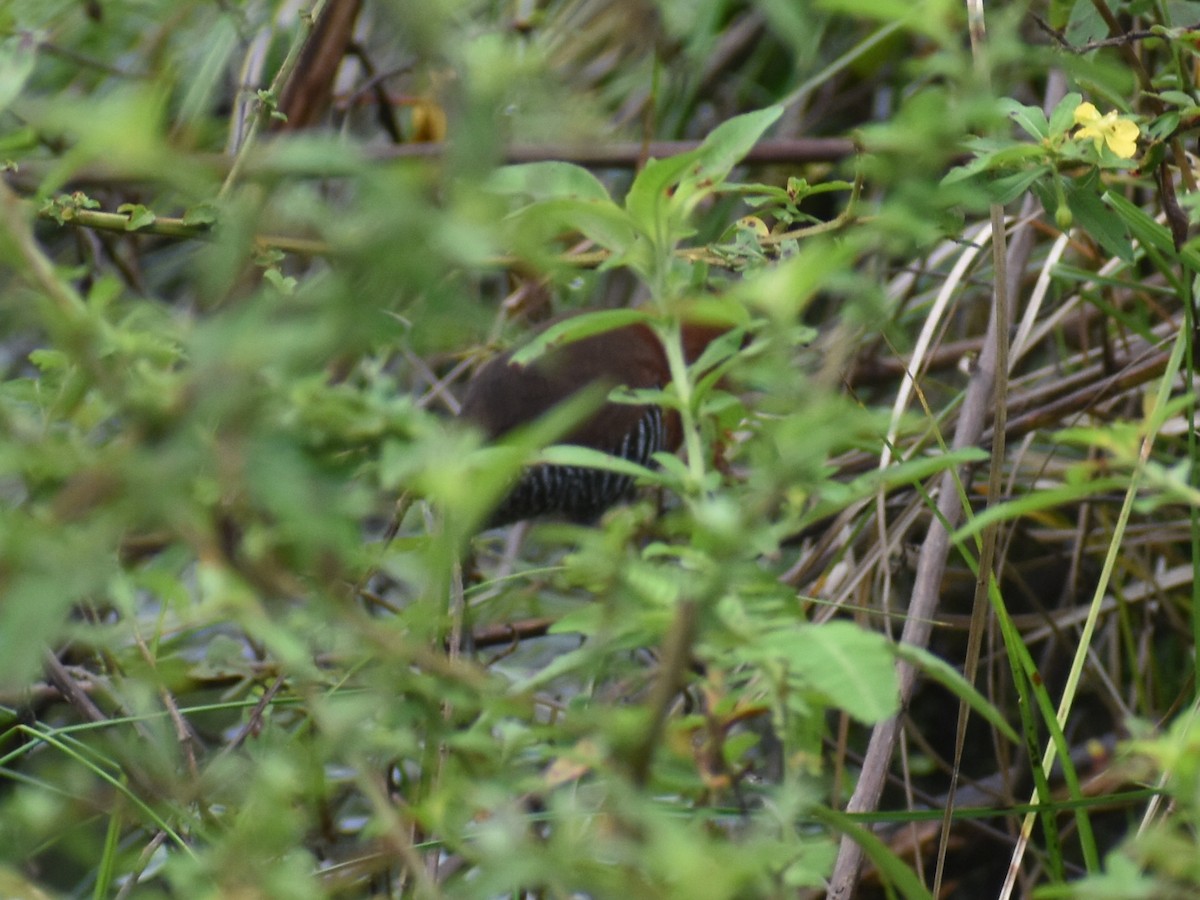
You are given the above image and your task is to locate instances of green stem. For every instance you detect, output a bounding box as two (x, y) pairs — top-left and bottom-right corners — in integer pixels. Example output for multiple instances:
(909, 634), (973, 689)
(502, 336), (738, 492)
(661, 319), (705, 490)
(218, 1), (326, 199)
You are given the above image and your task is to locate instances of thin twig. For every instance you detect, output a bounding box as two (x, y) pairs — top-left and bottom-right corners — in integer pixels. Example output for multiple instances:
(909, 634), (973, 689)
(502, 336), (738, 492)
(132, 629), (201, 781)
(827, 192), (1035, 898)
(628, 600), (698, 786)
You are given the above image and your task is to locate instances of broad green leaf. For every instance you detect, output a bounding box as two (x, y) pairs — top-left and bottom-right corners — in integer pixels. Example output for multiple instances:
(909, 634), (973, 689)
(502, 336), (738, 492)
(1064, 0), (1110, 45)
(1048, 91), (1083, 136)
(510, 308), (652, 365)
(488, 161), (614, 203)
(0, 36), (35, 114)
(509, 196), (636, 257)
(730, 237), (861, 319)
(670, 106), (784, 224)
(624, 106), (782, 243)
(1146, 110), (1181, 141)
(987, 164), (1053, 204)
(624, 150), (704, 238)
(999, 98), (1049, 141)
(1048, 0), (1075, 30)
(1104, 190), (1200, 270)
(942, 142), (1046, 182)
(1156, 90), (1195, 108)
(757, 621), (899, 723)
(547, 603), (606, 637)
(537, 443), (671, 486)
(1065, 174), (1133, 262)
(677, 105), (784, 193)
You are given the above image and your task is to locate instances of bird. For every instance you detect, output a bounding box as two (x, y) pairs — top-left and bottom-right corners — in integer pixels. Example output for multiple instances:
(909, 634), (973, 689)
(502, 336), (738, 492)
(460, 318), (732, 527)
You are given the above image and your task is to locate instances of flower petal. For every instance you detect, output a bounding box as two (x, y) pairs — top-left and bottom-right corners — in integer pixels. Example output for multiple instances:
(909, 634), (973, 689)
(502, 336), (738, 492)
(1106, 120), (1140, 158)
(1073, 102), (1100, 126)
(1075, 124), (1105, 151)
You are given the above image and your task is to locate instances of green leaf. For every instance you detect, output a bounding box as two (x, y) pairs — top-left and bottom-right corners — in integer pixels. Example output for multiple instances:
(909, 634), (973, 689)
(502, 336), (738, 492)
(624, 150), (704, 237)
(999, 98), (1049, 141)
(670, 106), (785, 227)
(951, 476), (1129, 544)
(1103, 190), (1200, 269)
(0, 520), (116, 689)
(28, 348), (69, 372)
(117, 203), (156, 231)
(548, 603), (606, 637)
(757, 621), (899, 723)
(0, 36), (36, 114)
(1064, 174), (1133, 262)
(730, 238), (861, 319)
(1146, 110), (1181, 141)
(1064, 0), (1109, 46)
(1049, 852), (1159, 900)
(175, 15), (240, 129)
(510, 308), (652, 365)
(488, 161), (614, 203)
(509, 196), (636, 257)
(263, 268), (297, 295)
(892, 643), (1020, 742)
(537, 443), (670, 485)
(986, 164), (1053, 204)
(811, 808), (935, 900)
(797, 446), (993, 533)
(942, 142), (1046, 182)
(624, 106), (783, 245)
(182, 202), (219, 226)
(1048, 91), (1083, 137)
(1155, 90), (1195, 108)
(508, 643), (596, 692)
(1047, 0), (1074, 30)
(678, 105), (784, 195)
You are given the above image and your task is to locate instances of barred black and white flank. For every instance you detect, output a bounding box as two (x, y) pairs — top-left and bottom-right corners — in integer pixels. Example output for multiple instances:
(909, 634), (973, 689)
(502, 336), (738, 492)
(460, 319), (728, 528)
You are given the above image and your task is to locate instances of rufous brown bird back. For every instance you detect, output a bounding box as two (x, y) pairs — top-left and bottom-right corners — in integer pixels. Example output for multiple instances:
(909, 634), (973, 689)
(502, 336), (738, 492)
(461, 320), (729, 527)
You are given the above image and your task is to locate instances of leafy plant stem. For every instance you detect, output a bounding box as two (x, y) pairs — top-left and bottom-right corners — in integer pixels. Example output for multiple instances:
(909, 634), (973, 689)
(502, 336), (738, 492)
(218, 0), (326, 199)
(1185, 268), (1200, 696)
(661, 319), (706, 490)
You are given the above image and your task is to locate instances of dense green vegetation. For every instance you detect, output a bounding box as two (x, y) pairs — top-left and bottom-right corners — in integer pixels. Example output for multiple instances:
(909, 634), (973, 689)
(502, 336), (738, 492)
(2, 1), (1199, 897)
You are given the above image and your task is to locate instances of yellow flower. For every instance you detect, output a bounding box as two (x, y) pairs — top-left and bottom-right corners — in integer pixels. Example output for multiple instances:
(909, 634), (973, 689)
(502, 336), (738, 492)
(1072, 102), (1140, 159)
